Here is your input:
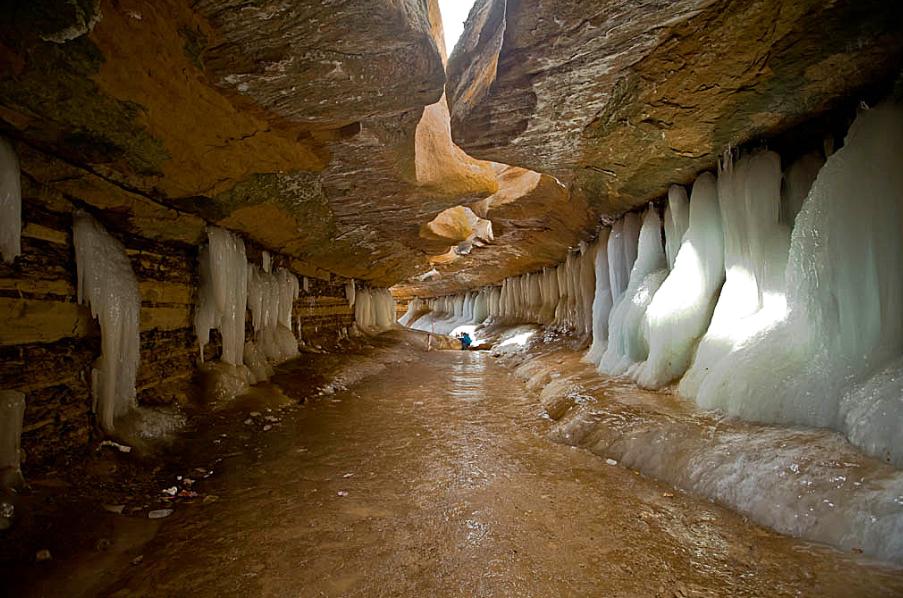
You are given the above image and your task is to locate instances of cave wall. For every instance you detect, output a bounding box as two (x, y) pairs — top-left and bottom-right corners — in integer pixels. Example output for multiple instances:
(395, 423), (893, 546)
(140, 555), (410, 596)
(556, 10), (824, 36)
(0, 141), (354, 468)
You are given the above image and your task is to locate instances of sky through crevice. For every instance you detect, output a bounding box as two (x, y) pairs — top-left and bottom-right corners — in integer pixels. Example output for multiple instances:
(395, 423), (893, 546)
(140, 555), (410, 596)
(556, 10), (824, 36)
(438, 0), (476, 55)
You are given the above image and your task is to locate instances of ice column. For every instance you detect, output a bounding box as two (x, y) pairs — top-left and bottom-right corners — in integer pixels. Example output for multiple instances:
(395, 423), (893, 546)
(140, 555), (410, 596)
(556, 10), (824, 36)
(194, 227), (248, 366)
(691, 104), (903, 465)
(679, 150), (789, 399)
(633, 173), (725, 388)
(73, 212), (141, 433)
(0, 137), (21, 264)
(599, 206), (668, 376)
(781, 152), (825, 226)
(584, 228), (612, 366)
(607, 212), (641, 307)
(247, 264), (300, 364)
(663, 185), (690, 269)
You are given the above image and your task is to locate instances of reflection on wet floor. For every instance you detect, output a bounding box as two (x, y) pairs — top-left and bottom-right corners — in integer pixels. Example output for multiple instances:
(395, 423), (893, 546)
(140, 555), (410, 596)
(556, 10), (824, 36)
(13, 347), (903, 596)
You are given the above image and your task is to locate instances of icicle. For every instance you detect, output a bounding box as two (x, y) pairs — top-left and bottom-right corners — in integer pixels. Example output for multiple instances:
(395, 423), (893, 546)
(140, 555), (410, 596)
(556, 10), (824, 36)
(345, 279), (356, 307)
(584, 228), (612, 366)
(73, 212), (141, 433)
(262, 250), (271, 273)
(679, 150), (789, 399)
(302, 276), (310, 293)
(634, 173), (725, 388)
(688, 103), (903, 465)
(195, 226), (248, 366)
(0, 137), (21, 264)
(599, 206), (668, 376)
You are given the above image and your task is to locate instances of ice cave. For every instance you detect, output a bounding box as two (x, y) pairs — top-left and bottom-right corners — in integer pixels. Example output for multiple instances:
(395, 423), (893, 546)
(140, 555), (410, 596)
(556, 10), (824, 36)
(1, 0), (903, 595)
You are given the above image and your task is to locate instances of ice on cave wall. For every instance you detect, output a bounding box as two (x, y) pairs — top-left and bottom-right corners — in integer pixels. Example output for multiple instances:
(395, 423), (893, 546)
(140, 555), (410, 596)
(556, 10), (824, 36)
(402, 104), (903, 467)
(663, 185), (690, 269)
(598, 206), (669, 377)
(632, 173), (725, 389)
(355, 288), (397, 333)
(690, 103), (903, 465)
(73, 212), (141, 433)
(584, 229), (612, 366)
(781, 152), (825, 226)
(247, 263), (300, 366)
(195, 226), (249, 366)
(0, 137), (21, 264)
(408, 243), (597, 337)
(678, 150), (790, 399)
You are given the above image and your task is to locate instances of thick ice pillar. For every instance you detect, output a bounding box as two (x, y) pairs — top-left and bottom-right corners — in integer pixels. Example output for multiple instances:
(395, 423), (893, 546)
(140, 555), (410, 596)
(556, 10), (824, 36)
(195, 227), (248, 366)
(73, 212), (141, 433)
(584, 229), (612, 365)
(679, 150), (789, 400)
(599, 206), (668, 376)
(634, 173), (725, 388)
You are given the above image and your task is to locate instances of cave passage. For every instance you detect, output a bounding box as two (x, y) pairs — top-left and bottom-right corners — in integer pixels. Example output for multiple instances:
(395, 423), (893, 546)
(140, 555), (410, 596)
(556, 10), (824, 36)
(11, 334), (902, 597)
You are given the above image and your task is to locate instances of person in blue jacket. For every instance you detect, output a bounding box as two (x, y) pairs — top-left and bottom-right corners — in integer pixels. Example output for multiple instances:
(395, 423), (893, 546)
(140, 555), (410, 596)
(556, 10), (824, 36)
(459, 332), (473, 350)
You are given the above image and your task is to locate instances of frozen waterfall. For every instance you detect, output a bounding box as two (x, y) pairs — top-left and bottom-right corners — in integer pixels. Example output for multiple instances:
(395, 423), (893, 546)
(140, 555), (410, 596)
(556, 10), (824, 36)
(73, 212), (141, 433)
(195, 227), (248, 366)
(633, 173), (725, 389)
(678, 150), (789, 399)
(598, 206), (668, 376)
(690, 103), (903, 465)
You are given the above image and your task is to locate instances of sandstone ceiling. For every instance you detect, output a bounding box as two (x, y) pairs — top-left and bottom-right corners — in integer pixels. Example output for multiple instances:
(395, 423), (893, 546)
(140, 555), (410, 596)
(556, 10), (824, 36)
(0, 0), (593, 294)
(447, 0), (903, 216)
(3, 1), (900, 300)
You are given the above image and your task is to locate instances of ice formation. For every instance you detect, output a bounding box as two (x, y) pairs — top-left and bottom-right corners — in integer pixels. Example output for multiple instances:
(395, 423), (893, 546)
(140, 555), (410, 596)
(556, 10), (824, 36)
(0, 390), (25, 490)
(406, 245), (597, 337)
(405, 104), (903, 467)
(678, 150), (789, 399)
(354, 288), (397, 333)
(598, 207), (668, 376)
(345, 279), (356, 307)
(583, 230), (612, 365)
(0, 137), (21, 264)
(632, 173), (725, 388)
(73, 212), (141, 433)
(247, 263), (300, 365)
(689, 103), (903, 465)
(781, 152), (825, 226)
(663, 185), (689, 269)
(195, 226), (248, 366)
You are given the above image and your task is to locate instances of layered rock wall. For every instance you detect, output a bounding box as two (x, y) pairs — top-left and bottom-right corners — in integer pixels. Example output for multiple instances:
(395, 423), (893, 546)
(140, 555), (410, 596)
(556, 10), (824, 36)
(0, 142), (354, 468)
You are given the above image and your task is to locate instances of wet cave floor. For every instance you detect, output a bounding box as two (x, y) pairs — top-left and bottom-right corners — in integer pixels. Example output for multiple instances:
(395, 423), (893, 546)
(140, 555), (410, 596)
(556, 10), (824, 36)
(4, 332), (903, 597)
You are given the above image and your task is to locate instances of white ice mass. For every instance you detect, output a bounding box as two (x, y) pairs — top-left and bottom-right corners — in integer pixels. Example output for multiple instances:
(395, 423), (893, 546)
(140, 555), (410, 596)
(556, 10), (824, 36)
(73, 212), (141, 433)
